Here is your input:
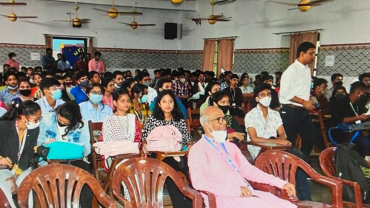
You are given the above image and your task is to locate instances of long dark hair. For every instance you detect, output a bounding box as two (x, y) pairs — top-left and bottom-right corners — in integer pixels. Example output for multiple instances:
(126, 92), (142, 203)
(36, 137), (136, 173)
(56, 101), (84, 136)
(153, 90), (184, 121)
(330, 86), (348, 100)
(0, 101), (41, 121)
(113, 88), (130, 101)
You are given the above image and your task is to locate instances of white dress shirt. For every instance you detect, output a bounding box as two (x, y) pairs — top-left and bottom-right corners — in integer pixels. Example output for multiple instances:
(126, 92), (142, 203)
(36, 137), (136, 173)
(147, 86), (158, 105)
(35, 96), (65, 115)
(279, 59), (311, 106)
(245, 105), (283, 159)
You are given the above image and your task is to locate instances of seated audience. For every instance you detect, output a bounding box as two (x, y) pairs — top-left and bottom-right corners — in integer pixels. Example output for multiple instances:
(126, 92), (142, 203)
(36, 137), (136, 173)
(11, 77), (33, 104)
(326, 73), (343, 99)
(220, 71), (232, 90)
(102, 77), (115, 110)
(223, 74), (244, 117)
(137, 72), (157, 105)
(311, 78), (330, 115)
(70, 71), (89, 104)
(129, 84), (151, 125)
(245, 84), (291, 159)
(331, 81), (370, 157)
(113, 71), (124, 90)
(124, 78), (137, 97)
(30, 73), (43, 100)
(172, 71), (191, 107)
(35, 78), (65, 114)
(79, 83), (112, 122)
(101, 89), (141, 169)
(89, 71), (101, 85)
(210, 91), (245, 144)
(188, 106), (296, 208)
(0, 101), (41, 208)
(329, 86), (347, 111)
(200, 81), (221, 114)
(0, 72), (19, 107)
(37, 101), (92, 207)
(74, 53), (86, 72)
(62, 73), (75, 100)
(239, 73), (254, 98)
(141, 90), (193, 208)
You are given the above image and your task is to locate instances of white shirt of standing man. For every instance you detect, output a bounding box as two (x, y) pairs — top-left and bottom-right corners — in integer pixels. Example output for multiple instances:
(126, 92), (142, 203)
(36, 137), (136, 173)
(279, 46), (316, 110)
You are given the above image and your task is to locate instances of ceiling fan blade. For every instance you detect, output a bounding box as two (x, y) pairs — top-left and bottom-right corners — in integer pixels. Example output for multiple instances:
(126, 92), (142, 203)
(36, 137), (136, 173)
(54, 20), (71, 22)
(17, 16), (38, 19)
(118, 22), (132, 26)
(80, 20), (91, 23)
(287, 7), (299, 10)
(118, 11), (143, 15)
(0, 14), (8, 17)
(215, 19), (231, 21)
(93, 8), (108, 12)
(137, 24), (156, 26)
(309, 0), (334, 5)
(0, 2), (26, 5)
(213, 0), (236, 5)
(80, 18), (92, 21)
(268, 1), (297, 6)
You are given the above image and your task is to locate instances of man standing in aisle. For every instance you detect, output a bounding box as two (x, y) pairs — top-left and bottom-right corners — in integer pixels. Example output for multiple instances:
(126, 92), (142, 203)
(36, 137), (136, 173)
(279, 42), (317, 157)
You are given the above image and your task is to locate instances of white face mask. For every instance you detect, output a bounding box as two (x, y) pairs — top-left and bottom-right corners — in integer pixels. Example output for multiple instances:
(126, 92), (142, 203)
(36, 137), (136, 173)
(180, 78), (186, 83)
(206, 123), (227, 143)
(259, 96), (272, 107)
(26, 121), (40, 130)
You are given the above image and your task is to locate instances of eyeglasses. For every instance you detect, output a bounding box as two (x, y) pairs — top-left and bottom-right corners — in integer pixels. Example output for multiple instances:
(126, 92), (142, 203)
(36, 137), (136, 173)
(259, 92), (271, 98)
(208, 116), (226, 124)
(90, 91), (102, 95)
(49, 86), (61, 91)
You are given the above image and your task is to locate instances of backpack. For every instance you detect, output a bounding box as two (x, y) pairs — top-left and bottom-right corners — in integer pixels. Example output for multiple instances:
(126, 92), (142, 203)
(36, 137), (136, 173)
(146, 125), (182, 152)
(335, 143), (370, 202)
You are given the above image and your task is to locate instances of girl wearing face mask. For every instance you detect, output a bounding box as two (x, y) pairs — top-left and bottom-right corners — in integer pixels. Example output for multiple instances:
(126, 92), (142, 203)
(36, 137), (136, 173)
(200, 81), (221, 114)
(11, 78), (34, 105)
(129, 84), (151, 125)
(0, 101), (42, 207)
(31, 73), (43, 100)
(62, 73), (76, 101)
(245, 84), (291, 159)
(210, 91), (245, 144)
(79, 84), (113, 122)
(37, 101), (92, 207)
(329, 86), (348, 111)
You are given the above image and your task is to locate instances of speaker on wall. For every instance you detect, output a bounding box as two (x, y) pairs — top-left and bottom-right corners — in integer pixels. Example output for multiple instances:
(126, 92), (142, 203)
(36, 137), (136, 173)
(165, 23), (177, 39)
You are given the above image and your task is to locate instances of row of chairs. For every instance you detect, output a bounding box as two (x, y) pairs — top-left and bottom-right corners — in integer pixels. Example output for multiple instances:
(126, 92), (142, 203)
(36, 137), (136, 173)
(0, 150), (350, 208)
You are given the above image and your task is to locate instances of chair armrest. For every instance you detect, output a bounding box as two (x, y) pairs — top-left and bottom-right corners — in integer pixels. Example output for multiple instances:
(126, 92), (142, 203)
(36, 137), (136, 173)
(305, 169), (343, 207)
(249, 181), (279, 195)
(325, 175), (363, 207)
(181, 186), (203, 208)
(112, 189), (132, 208)
(196, 190), (217, 208)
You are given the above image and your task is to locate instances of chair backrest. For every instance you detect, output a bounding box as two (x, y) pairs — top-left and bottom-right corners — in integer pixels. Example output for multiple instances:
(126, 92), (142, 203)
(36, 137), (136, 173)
(187, 108), (201, 128)
(319, 147), (336, 177)
(317, 110), (331, 148)
(0, 187), (11, 208)
(255, 150), (318, 185)
(17, 163), (116, 208)
(111, 157), (203, 208)
(88, 121), (103, 178)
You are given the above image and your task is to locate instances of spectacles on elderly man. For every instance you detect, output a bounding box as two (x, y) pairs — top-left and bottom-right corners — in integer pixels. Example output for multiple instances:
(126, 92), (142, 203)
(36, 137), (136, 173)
(208, 116), (226, 124)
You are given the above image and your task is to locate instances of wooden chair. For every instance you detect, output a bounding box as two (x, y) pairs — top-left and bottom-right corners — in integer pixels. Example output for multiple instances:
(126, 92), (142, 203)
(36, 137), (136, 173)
(111, 157), (203, 208)
(88, 121), (105, 181)
(17, 163), (116, 208)
(317, 111), (332, 148)
(187, 107), (201, 136)
(0, 187), (11, 208)
(255, 150), (343, 208)
(319, 147), (370, 208)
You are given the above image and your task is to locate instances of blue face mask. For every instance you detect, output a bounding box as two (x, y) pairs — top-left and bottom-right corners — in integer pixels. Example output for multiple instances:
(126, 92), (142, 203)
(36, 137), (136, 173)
(51, 89), (62, 100)
(139, 95), (148, 103)
(143, 81), (150, 87)
(80, 80), (89, 88)
(114, 83), (121, 89)
(89, 94), (103, 104)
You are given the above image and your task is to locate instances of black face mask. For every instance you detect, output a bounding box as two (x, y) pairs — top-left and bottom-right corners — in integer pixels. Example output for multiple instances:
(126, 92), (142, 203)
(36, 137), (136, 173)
(335, 93), (346, 100)
(334, 81), (343, 87)
(20, 89), (31, 97)
(358, 94), (369, 105)
(218, 105), (229, 114)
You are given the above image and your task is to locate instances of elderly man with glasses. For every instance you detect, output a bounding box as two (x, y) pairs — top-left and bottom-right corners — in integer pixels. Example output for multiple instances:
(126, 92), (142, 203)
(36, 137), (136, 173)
(188, 106), (296, 208)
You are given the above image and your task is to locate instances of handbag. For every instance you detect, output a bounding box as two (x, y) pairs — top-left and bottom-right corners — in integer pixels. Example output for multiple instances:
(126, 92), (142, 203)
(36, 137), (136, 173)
(93, 141), (139, 158)
(42, 141), (85, 160)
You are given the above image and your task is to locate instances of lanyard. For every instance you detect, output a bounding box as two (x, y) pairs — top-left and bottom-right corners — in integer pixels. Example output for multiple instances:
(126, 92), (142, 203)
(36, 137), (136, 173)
(204, 135), (241, 173)
(349, 102), (359, 116)
(230, 88), (236, 102)
(15, 121), (27, 162)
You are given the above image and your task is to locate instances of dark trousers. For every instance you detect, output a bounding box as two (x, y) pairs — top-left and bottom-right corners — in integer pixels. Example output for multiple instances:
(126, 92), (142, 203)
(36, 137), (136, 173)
(163, 156), (192, 208)
(280, 106), (315, 157)
(64, 160), (94, 208)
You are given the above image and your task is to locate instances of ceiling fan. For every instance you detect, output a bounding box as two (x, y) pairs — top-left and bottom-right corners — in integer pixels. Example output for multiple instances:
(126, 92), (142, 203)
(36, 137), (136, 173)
(269, 0), (334, 12)
(0, 1), (37, 22)
(54, 3), (91, 27)
(118, 15), (156, 30)
(93, 0), (142, 19)
(188, 0), (232, 25)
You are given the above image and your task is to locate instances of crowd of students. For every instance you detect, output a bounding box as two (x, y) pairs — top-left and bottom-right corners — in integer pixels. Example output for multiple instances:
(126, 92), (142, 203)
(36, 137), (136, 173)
(1, 42), (370, 207)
